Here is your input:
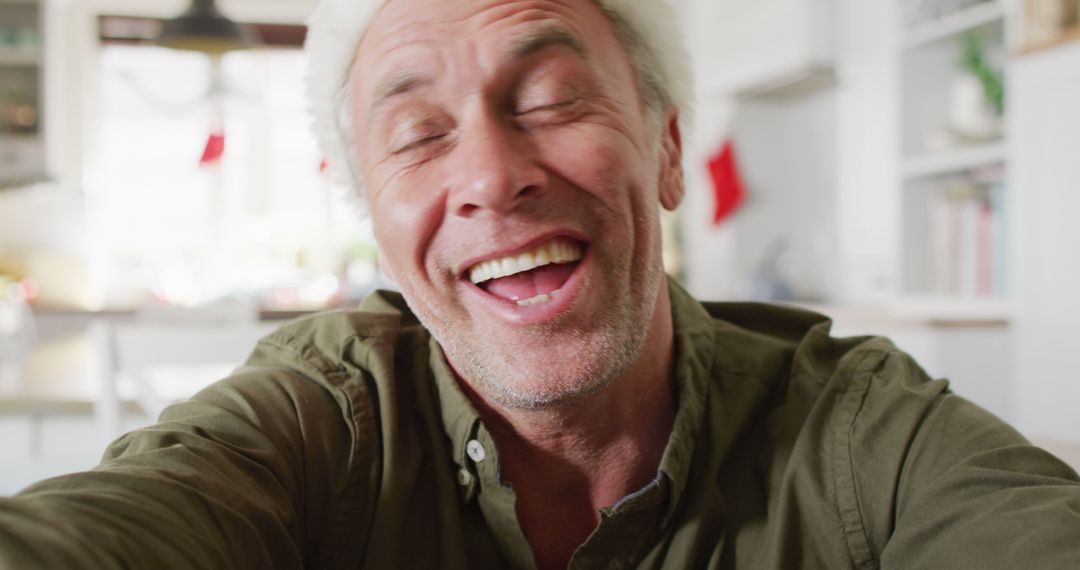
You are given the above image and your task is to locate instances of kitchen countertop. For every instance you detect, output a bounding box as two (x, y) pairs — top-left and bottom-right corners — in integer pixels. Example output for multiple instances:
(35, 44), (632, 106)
(1, 331), (239, 415)
(0, 334), (128, 414)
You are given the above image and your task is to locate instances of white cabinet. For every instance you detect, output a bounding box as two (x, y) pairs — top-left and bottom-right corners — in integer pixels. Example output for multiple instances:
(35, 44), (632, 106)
(0, 0), (46, 187)
(695, 0), (836, 95)
(1009, 40), (1080, 438)
(0, 134), (45, 181)
(0, 0), (91, 189)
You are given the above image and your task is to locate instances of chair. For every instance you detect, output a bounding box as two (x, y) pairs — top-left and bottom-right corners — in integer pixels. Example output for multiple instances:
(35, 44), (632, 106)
(0, 297), (37, 365)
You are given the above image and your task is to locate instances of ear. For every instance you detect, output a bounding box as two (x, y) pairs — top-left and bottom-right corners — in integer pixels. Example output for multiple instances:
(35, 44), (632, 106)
(658, 108), (685, 212)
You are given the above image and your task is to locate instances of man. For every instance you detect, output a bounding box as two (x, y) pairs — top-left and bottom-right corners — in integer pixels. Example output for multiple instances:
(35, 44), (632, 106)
(2, 0), (1079, 568)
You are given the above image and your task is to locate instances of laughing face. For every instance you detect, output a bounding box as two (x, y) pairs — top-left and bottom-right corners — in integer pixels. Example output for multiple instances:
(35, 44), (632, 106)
(350, 0), (683, 409)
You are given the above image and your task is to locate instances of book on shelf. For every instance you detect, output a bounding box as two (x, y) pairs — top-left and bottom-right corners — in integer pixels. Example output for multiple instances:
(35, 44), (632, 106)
(929, 172), (1006, 298)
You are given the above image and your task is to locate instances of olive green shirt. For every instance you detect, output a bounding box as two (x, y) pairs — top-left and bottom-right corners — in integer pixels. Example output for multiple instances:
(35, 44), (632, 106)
(2, 281), (1079, 569)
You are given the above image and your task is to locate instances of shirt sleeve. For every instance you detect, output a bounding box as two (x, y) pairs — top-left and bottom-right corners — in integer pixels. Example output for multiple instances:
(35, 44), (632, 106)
(0, 363), (361, 570)
(856, 351), (1080, 569)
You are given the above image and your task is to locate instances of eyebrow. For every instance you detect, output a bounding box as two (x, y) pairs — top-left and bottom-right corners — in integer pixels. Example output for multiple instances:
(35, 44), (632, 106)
(367, 27), (588, 116)
(370, 72), (432, 116)
(508, 26), (588, 61)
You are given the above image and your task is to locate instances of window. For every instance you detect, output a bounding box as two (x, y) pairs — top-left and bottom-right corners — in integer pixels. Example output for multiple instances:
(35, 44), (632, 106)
(86, 46), (377, 308)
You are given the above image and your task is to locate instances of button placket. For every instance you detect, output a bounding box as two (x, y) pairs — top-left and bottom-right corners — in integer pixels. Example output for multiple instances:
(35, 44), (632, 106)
(455, 419), (483, 500)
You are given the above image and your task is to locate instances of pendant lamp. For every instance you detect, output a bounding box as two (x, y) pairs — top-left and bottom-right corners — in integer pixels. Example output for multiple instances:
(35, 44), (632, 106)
(158, 0), (254, 54)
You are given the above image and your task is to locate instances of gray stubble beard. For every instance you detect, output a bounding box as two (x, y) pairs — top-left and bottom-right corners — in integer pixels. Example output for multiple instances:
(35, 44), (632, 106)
(419, 241), (665, 411)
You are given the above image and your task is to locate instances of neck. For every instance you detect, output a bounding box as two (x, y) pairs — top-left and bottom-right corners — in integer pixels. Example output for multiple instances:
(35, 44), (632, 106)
(458, 281), (678, 569)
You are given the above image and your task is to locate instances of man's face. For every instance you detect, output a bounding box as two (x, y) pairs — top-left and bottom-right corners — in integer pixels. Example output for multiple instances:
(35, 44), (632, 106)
(351, 0), (683, 408)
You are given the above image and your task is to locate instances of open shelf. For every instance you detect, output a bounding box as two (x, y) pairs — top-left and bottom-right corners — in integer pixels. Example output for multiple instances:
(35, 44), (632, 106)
(0, 48), (39, 67)
(904, 1), (1005, 49)
(0, 133), (42, 143)
(897, 2), (1012, 317)
(887, 294), (1011, 325)
(794, 294), (1011, 328)
(1022, 25), (1080, 56)
(902, 142), (1007, 180)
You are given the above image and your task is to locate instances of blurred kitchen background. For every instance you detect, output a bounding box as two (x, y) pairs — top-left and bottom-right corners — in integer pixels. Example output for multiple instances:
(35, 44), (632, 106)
(1, 0), (1078, 493)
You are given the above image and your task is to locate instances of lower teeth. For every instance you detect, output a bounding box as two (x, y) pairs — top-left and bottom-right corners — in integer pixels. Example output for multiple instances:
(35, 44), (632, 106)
(517, 294), (550, 306)
(516, 290), (559, 306)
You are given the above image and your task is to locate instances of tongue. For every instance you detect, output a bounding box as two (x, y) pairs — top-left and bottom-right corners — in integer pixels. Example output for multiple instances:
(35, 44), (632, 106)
(483, 262), (578, 301)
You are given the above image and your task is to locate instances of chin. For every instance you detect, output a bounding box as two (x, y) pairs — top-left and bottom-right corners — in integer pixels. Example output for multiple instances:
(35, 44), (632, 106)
(469, 363), (618, 410)
(443, 319), (645, 411)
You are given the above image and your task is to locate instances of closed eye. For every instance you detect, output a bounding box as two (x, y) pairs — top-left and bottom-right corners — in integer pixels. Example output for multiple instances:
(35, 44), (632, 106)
(516, 99), (578, 116)
(393, 133), (449, 155)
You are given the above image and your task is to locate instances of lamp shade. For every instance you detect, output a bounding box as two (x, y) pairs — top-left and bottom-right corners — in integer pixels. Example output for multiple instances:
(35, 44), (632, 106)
(158, 0), (254, 54)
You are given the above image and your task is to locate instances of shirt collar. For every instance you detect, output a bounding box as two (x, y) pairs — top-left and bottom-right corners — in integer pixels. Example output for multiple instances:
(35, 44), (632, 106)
(655, 277), (716, 525)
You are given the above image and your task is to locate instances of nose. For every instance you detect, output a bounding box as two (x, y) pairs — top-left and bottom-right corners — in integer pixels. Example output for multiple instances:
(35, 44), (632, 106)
(445, 110), (546, 217)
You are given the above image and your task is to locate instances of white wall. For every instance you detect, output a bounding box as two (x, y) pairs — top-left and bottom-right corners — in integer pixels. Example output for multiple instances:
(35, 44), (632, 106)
(678, 1), (740, 299)
(833, 0), (901, 305)
(680, 0), (893, 305)
(727, 89), (840, 302)
(681, 0), (842, 302)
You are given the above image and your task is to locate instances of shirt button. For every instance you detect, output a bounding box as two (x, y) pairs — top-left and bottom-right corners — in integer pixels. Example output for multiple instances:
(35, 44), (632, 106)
(466, 440), (486, 463)
(457, 468), (472, 486)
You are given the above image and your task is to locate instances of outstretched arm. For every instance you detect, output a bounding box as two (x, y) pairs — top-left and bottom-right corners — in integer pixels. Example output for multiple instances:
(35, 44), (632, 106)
(859, 352), (1080, 568)
(0, 364), (362, 570)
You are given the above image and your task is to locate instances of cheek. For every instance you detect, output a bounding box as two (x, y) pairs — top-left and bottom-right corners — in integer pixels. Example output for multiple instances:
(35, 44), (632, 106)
(534, 126), (653, 208)
(369, 172), (449, 282)
(371, 218), (410, 283)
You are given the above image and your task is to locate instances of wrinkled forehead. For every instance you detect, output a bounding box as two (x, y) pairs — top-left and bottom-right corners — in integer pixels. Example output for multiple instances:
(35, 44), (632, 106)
(377, 1), (600, 32)
(351, 0), (621, 88)
(361, 0), (607, 50)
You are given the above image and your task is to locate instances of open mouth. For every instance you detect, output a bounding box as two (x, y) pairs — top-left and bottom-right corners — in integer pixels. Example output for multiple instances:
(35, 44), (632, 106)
(468, 237), (585, 307)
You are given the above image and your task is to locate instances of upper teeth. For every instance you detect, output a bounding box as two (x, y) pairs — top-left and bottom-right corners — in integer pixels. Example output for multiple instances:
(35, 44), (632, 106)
(468, 238), (583, 284)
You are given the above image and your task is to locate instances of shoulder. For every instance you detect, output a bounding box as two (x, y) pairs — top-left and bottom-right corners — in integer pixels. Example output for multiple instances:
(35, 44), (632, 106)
(691, 296), (892, 397)
(250, 289), (428, 381)
(689, 298), (986, 565)
(162, 289), (429, 464)
(703, 303), (1074, 566)
(187, 289), (430, 565)
(693, 296), (965, 467)
(233, 288), (433, 450)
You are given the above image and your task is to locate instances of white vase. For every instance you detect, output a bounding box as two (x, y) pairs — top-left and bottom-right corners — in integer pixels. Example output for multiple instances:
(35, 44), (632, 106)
(949, 73), (1000, 141)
